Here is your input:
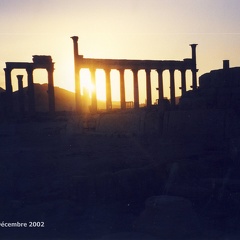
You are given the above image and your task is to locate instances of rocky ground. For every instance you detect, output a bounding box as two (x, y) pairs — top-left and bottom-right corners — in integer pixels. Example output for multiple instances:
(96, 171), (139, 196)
(1, 116), (240, 239)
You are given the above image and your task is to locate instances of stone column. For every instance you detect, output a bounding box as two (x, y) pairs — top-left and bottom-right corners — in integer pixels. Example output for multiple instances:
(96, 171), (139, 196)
(26, 65), (35, 114)
(4, 67), (13, 115)
(145, 69), (152, 107)
(119, 69), (126, 110)
(17, 75), (25, 115)
(71, 36), (81, 112)
(180, 69), (186, 95)
(47, 64), (55, 114)
(191, 69), (198, 91)
(132, 69), (139, 109)
(90, 68), (97, 112)
(157, 69), (164, 101)
(4, 67), (12, 94)
(190, 44), (198, 90)
(71, 36), (79, 57)
(169, 69), (176, 107)
(105, 68), (112, 110)
(223, 60), (230, 69)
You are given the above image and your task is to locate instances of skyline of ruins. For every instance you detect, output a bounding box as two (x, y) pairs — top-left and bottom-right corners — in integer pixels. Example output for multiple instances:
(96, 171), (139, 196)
(1, 0), (240, 103)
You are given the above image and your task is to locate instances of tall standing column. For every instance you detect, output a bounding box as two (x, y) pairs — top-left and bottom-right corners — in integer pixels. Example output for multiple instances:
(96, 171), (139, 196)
(26, 65), (35, 114)
(145, 69), (152, 107)
(156, 69), (164, 101)
(47, 64), (55, 114)
(180, 69), (186, 95)
(4, 67), (13, 115)
(4, 68), (12, 94)
(132, 69), (139, 109)
(119, 69), (126, 110)
(17, 75), (25, 115)
(105, 68), (112, 111)
(90, 68), (97, 112)
(71, 36), (81, 112)
(190, 44), (198, 90)
(169, 69), (176, 107)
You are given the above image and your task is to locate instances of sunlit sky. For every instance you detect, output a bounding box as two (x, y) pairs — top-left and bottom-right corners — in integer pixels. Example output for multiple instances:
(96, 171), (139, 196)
(1, 0), (240, 104)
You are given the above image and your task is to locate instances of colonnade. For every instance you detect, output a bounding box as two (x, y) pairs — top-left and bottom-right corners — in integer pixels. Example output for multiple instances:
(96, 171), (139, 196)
(72, 36), (198, 113)
(86, 67), (193, 111)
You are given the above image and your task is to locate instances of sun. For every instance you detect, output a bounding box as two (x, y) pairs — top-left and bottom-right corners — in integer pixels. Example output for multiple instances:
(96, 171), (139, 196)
(80, 69), (106, 101)
(80, 69), (93, 97)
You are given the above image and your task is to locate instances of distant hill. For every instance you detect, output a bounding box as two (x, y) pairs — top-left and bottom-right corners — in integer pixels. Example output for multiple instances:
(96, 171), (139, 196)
(0, 87), (5, 93)
(11, 83), (75, 112)
(3, 83), (168, 113)
(10, 83), (121, 113)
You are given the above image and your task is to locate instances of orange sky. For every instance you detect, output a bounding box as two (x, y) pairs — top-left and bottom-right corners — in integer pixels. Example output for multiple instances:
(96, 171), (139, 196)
(1, 0), (240, 104)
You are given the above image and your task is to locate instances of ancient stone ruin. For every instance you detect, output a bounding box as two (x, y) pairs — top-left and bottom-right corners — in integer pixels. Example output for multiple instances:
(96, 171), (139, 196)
(71, 36), (198, 112)
(3, 55), (55, 116)
(1, 38), (199, 118)
(2, 38), (240, 239)
(180, 60), (240, 110)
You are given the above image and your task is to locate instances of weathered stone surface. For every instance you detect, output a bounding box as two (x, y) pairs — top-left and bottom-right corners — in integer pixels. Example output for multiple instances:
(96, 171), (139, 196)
(96, 109), (163, 137)
(162, 109), (226, 142)
(72, 163), (167, 205)
(133, 195), (201, 239)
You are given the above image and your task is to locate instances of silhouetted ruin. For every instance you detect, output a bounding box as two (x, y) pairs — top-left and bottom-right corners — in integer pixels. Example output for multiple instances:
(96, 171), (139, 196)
(3, 37), (240, 240)
(71, 36), (198, 112)
(16, 75), (25, 116)
(179, 60), (240, 110)
(4, 55), (55, 116)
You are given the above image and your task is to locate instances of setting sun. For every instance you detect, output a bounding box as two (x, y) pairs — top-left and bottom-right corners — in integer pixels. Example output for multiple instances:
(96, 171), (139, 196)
(80, 69), (106, 101)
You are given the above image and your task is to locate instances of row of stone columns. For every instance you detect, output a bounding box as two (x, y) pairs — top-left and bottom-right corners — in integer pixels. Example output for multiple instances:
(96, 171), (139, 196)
(72, 37), (198, 113)
(85, 68), (191, 112)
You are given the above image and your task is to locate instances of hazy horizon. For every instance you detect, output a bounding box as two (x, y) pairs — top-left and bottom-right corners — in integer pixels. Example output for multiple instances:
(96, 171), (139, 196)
(1, 0), (240, 104)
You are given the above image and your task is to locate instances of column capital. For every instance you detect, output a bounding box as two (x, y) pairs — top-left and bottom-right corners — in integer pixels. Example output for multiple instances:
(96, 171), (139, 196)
(104, 68), (111, 73)
(26, 65), (34, 73)
(190, 43), (198, 48)
(4, 67), (12, 73)
(46, 63), (55, 72)
(156, 68), (164, 74)
(46, 67), (54, 73)
(16, 75), (23, 81)
(191, 68), (199, 73)
(132, 68), (139, 73)
(71, 36), (79, 42)
(118, 68), (125, 73)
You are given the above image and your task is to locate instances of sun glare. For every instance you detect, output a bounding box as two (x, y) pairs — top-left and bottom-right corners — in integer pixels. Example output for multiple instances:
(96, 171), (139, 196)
(80, 69), (92, 97)
(95, 70), (106, 101)
(80, 69), (106, 101)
